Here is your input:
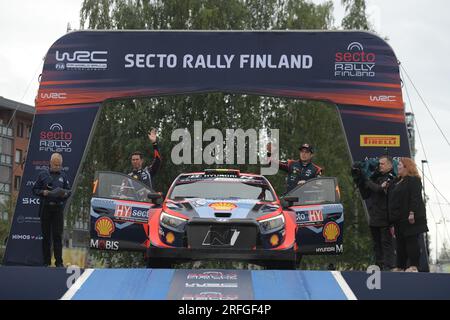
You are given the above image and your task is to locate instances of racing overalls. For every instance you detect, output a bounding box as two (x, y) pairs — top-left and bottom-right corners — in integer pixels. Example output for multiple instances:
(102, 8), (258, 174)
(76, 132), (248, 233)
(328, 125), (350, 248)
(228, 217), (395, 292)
(128, 142), (161, 189)
(279, 160), (322, 193)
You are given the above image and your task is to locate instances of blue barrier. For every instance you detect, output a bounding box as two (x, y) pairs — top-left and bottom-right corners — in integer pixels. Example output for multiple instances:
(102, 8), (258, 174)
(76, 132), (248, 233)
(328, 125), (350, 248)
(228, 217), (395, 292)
(1, 266), (449, 300)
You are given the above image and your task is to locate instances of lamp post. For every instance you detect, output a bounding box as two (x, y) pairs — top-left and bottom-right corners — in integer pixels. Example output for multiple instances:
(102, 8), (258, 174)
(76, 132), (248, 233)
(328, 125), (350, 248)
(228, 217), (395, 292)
(421, 160), (428, 204)
(436, 219), (441, 265)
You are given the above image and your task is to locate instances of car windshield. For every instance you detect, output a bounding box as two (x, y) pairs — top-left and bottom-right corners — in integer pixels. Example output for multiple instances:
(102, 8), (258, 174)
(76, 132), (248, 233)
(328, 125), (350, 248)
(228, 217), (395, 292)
(168, 176), (276, 201)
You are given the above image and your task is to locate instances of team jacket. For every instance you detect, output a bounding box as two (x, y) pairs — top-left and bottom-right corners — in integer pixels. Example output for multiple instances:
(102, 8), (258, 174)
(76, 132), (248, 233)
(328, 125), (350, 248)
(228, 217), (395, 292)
(279, 160), (323, 193)
(128, 142), (161, 189)
(32, 169), (71, 206)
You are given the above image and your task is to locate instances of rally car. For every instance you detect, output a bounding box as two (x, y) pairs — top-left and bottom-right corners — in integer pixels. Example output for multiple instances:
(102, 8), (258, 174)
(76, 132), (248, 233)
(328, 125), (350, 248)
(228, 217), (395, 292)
(90, 169), (344, 269)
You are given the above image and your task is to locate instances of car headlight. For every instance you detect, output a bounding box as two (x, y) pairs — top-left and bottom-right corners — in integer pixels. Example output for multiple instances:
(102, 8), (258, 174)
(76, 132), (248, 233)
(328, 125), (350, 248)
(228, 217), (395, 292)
(259, 214), (285, 234)
(160, 212), (187, 229)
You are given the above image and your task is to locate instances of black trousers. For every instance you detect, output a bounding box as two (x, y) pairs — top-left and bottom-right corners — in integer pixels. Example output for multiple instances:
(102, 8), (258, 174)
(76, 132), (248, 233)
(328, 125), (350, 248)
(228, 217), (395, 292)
(370, 226), (395, 270)
(396, 233), (420, 269)
(40, 204), (64, 266)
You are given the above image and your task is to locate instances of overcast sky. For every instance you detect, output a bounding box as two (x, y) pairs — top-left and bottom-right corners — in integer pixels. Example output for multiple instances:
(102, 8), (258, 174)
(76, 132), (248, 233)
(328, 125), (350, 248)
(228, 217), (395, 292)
(0, 0), (449, 262)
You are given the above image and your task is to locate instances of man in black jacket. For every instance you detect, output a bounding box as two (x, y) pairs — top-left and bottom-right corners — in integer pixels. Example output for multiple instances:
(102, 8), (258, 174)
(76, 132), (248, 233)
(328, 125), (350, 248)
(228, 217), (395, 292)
(358, 155), (396, 270)
(33, 153), (71, 267)
(267, 143), (322, 193)
(129, 128), (161, 189)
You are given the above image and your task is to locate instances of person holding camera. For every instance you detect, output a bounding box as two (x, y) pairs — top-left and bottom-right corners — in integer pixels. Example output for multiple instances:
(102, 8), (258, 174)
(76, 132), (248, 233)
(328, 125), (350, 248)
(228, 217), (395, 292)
(355, 155), (395, 271)
(33, 153), (71, 267)
(387, 157), (428, 272)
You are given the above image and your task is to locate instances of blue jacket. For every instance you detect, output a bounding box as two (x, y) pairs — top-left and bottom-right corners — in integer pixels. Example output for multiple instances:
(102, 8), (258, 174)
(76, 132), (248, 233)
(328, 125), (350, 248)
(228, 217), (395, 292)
(32, 169), (71, 206)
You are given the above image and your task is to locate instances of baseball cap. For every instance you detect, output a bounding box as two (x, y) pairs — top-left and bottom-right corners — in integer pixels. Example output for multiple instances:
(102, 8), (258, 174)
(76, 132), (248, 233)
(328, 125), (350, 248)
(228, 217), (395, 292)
(299, 143), (314, 153)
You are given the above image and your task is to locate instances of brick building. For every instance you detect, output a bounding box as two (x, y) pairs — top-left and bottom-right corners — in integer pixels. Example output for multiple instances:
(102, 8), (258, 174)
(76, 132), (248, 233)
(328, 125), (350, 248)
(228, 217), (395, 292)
(0, 96), (34, 222)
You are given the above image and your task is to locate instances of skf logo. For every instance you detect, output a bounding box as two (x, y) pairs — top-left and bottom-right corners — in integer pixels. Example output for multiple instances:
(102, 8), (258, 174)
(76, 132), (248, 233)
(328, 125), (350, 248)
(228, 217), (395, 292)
(369, 95), (396, 102)
(360, 135), (400, 147)
(90, 239), (119, 250)
(308, 210), (323, 222)
(202, 229), (240, 246)
(55, 50), (108, 70)
(95, 217), (115, 238)
(40, 92), (67, 100)
(209, 202), (237, 211)
(22, 198), (40, 205)
(323, 222), (340, 242)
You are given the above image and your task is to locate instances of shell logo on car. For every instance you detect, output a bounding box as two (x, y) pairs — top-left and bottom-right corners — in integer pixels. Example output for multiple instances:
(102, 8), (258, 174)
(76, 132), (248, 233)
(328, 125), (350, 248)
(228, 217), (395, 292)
(209, 202), (237, 211)
(95, 217), (115, 238)
(323, 221), (340, 242)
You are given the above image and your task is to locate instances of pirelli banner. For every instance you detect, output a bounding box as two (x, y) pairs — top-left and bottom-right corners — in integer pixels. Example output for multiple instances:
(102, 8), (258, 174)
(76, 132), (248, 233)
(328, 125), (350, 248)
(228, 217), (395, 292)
(4, 31), (410, 265)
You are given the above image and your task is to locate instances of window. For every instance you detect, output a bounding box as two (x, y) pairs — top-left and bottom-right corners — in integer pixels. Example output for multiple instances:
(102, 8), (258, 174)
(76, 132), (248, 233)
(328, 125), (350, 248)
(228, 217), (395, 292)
(0, 166), (11, 184)
(285, 178), (339, 206)
(14, 176), (21, 191)
(26, 125), (32, 138)
(0, 155), (12, 165)
(0, 137), (12, 155)
(17, 122), (24, 138)
(0, 125), (13, 137)
(15, 149), (22, 164)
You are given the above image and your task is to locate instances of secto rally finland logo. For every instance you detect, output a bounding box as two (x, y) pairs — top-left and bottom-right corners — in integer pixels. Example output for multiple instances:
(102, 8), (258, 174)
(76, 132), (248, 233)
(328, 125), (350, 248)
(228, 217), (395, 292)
(39, 123), (73, 153)
(334, 42), (376, 78)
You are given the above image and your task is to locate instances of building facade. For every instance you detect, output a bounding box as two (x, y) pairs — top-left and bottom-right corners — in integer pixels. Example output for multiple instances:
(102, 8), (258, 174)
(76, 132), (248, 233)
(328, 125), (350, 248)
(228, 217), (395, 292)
(0, 97), (34, 224)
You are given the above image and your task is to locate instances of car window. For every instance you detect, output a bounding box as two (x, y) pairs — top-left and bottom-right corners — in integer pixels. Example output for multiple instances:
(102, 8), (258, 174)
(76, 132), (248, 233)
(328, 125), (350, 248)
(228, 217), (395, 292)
(169, 179), (275, 201)
(286, 178), (337, 205)
(94, 171), (155, 203)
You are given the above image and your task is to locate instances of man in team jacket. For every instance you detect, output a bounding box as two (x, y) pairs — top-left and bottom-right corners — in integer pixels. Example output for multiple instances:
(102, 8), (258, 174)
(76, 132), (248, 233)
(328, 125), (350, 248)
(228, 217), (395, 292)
(268, 143), (322, 193)
(129, 128), (161, 189)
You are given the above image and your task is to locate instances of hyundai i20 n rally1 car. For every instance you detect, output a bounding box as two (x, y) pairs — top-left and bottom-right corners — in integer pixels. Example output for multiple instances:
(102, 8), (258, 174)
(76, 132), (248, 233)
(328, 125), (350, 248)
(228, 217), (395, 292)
(90, 169), (344, 269)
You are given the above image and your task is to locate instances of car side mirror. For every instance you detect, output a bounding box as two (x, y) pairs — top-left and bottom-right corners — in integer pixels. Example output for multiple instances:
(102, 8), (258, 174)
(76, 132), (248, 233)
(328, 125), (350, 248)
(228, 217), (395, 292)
(281, 196), (298, 209)
(148, 192), (163, 205)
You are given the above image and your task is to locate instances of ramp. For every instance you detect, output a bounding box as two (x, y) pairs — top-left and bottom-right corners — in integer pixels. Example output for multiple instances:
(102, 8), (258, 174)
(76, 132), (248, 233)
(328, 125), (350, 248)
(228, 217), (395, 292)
(1, 266), (449, 300)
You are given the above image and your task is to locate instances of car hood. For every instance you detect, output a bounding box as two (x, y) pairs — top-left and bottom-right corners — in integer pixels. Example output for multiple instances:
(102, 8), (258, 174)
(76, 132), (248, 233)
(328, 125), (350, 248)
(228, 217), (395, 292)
(165, 198), (280, 220)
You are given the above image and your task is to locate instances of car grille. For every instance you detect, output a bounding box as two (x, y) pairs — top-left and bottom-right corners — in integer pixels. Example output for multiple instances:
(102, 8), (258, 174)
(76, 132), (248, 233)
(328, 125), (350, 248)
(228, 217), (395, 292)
(186, 219), (258, 249)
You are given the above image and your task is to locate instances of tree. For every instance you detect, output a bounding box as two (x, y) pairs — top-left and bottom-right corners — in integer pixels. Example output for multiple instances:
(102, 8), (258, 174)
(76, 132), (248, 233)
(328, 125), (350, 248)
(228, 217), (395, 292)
(341, 0), (370, 30)
(73, 0), (372, 270)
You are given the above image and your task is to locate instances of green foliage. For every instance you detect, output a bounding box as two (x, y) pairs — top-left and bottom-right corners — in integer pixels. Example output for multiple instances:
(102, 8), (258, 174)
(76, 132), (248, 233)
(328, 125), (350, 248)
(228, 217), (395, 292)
(341, 0), (370, 30)
(73, 0), (373, 270)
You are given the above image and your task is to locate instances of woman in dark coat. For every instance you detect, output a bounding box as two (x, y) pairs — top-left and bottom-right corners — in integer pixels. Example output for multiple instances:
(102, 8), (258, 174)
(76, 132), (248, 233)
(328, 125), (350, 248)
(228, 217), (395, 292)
(387, 157), (428, 272)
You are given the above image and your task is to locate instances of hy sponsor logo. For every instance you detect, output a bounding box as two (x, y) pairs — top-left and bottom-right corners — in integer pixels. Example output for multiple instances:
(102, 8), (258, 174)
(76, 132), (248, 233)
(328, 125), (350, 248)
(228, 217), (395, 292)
(55, 50), (108, 70)
(90, 239), (119, 250)
(308, 210), (323, 222)
(360, 135), (400, 147)
(39, 123), (73, 153)
(334, 42), (376, 78)
(202, 229), (240, 246)
(114, 204), (149, 219)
